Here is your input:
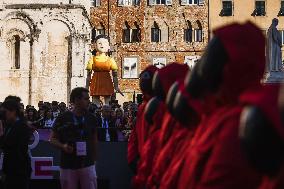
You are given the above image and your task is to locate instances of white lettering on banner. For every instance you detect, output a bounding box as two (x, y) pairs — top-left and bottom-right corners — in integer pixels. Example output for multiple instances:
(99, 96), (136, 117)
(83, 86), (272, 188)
(31, 157), (60, 179)
(0, 131), (60, 180)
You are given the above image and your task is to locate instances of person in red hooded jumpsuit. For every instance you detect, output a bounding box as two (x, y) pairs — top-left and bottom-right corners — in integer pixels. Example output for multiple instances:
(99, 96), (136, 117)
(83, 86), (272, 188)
(127, 65), (158, 173)
(146, 80), (202, 189)
(175, 22), (265, 189)
(238, 84), (284, 189)
(132, 63), (189, 189)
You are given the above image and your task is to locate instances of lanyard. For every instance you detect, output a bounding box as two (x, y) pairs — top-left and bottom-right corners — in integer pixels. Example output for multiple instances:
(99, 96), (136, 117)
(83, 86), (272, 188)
(72, 114), (86, 137)
(4, 127), (12, 137)
(102, 118), (109, 129)
(102, 118), (110, 142)
(73, 115), (85, 125)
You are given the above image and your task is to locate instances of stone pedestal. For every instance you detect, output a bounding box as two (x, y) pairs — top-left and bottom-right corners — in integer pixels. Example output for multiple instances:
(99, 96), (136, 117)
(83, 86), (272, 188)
(265, 71), (284, 83)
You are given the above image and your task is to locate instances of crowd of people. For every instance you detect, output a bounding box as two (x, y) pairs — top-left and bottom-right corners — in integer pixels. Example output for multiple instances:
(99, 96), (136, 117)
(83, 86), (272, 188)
(127, 21), (284, 189)
(0, 98), (138, 142)
(0, 87), (139, 189)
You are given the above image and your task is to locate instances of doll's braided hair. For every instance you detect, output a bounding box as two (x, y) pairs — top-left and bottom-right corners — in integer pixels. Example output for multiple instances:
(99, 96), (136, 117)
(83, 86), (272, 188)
(92, 35), (112, 56)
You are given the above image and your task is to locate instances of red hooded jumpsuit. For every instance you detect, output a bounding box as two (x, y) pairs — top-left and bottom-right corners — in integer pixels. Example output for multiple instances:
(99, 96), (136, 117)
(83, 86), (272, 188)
(176, 22), (265, 189)
(127, 66), (158, 171)
(132, 63), (188, 189)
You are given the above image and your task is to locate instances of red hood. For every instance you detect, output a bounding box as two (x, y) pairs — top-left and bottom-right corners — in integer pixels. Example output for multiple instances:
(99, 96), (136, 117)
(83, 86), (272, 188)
(157, 63), (189, 96)
(140, 65), (158, 100)
(214, 22), (265, 103)
(178, 83), (203, 116)
(239, 84), (284, 139)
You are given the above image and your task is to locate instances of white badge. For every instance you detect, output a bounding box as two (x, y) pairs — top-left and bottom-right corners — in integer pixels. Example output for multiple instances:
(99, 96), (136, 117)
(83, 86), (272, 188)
(106, 130), (111, 142)
(76, 142), (87, 156)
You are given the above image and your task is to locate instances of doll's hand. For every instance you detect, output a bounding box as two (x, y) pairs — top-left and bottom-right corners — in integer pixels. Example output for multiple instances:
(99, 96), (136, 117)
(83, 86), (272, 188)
(86, 71), (91, 89)
(115, 88), (124, 96)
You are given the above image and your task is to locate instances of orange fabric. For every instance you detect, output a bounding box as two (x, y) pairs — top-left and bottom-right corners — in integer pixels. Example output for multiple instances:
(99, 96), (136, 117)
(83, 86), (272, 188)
(92, 57), (113, 71)
(89, 72), (114, 96)
(86, 54), (118, 71)
(87, 54), (117, 96)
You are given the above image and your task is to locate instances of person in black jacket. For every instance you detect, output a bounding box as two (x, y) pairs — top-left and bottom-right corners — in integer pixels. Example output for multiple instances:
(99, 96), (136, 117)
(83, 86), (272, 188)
(49, 87), (98, 189)
(97, 105), (117, 142)
(0, 97), (32, 189)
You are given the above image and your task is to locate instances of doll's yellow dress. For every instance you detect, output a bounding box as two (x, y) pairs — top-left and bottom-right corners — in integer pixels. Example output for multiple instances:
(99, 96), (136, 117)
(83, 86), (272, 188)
(86, 54), (118, 96)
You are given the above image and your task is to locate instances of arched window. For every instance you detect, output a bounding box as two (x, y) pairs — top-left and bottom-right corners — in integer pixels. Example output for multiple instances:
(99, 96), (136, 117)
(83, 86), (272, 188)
(184, 20), (193, 42)
(91, 27), (96, 42)
(132, 22), (141, 42)
(97, 23), (106, 35)
(149, 0), (172, 5)
(151, 22), (161, 42)
(118, 0), (140, 6)
(12, 35), (20, 69)
(194, 21), (202, 42)
(252, 0), (266, 16)
(90, 0), (101, 7)
(91, 22), (106, 42)
(123, 21), (131, 43)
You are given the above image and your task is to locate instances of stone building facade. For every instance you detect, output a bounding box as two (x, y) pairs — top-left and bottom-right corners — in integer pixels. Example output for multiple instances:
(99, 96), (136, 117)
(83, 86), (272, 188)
(209, 0), (284, 82)
(0, 0), (209, 105)
(0, 0), (91, 106)
(90, 0), (209, 101)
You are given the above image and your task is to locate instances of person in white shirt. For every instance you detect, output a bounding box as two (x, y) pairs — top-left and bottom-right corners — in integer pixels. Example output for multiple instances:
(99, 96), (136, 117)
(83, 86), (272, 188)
(44, 109), (55, 128)
(114, 108), (126, 142)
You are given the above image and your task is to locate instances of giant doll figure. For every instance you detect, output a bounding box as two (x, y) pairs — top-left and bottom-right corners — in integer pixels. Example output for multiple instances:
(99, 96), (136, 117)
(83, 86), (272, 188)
(86, 35), (122, 106)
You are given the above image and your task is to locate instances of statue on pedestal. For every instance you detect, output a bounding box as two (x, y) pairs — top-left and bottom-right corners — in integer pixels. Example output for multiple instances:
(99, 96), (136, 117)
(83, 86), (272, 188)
(266, 18), (282, 72)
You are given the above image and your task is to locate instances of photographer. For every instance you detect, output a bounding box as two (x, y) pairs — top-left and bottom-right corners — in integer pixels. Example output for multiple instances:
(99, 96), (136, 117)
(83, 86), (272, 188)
(97, 105), (117, 142)
(49, 87), (98, 189)
(0, 97), (32, 189)
(114, 108), (127, 142)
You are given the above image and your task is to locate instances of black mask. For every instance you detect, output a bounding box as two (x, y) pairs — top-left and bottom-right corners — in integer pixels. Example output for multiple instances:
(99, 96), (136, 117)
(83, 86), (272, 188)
(240, 106), (284, 177)
(152, 72), (165, 100)
(185, 37), (228, 98)
(166, 82), (179, 115)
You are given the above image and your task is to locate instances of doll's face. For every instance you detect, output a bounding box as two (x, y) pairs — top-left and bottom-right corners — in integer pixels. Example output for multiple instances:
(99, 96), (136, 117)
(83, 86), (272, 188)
(95, 38), (110, 53)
